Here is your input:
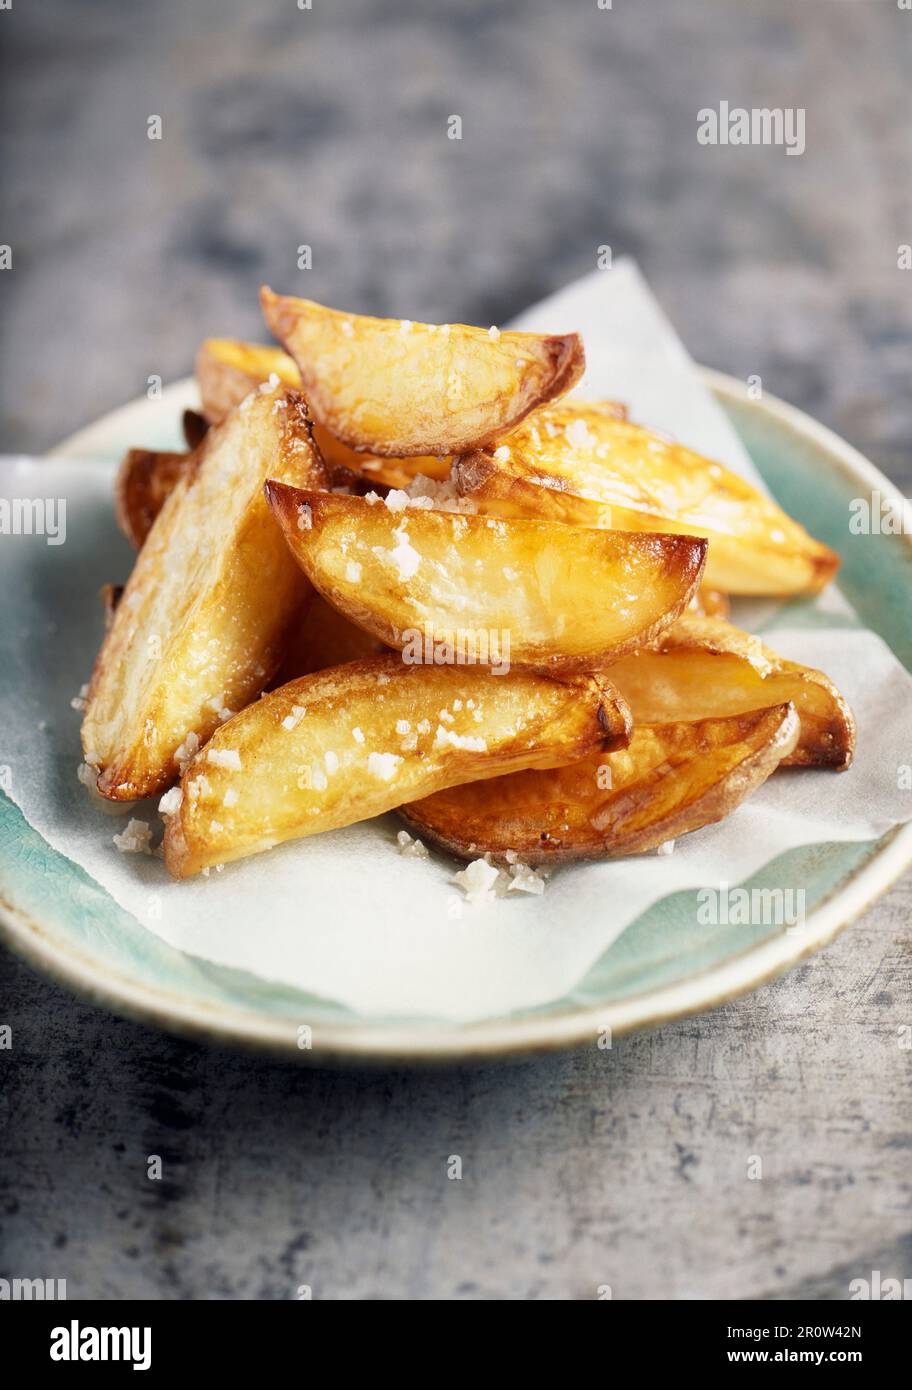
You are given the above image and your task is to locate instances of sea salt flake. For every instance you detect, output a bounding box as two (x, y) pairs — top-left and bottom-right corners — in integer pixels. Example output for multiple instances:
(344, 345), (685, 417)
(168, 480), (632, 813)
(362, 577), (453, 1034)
(452, 857), (500, 905)
(158, 787), (183, 817)
(367, 751), (402, 782)
(207, 748), (242, 770)
(113, 819), (153, 855)
(396, 829), (430, 859)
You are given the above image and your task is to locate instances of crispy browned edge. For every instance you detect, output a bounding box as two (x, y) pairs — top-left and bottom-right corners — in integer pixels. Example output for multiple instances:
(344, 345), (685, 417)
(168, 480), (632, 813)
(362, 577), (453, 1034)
(260, 287), (586, 457)
(399, 703), (800, 865)
(264, 480), (708, 674)
(114, 445), (201, 549)
(182, 409), (209, 450)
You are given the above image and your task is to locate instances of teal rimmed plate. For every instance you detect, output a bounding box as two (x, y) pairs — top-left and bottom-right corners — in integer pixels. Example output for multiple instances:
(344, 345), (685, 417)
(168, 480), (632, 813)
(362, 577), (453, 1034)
(1, 369), (910, 1061)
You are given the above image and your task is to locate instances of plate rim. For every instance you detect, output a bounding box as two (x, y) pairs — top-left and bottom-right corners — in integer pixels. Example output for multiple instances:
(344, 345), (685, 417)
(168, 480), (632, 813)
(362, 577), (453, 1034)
(2, 367), (910, 1062)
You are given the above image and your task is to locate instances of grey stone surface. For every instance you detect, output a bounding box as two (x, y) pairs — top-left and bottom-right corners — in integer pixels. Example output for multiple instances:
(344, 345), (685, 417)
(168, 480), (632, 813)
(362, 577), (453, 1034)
(0, 0), (910, 1300)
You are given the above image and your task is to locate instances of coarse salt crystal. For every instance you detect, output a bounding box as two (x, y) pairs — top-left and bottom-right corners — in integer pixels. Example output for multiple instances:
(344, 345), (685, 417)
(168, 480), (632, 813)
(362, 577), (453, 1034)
(389, 526), (420, 580)
(488, 325), (501, 341)
(158, 787), (183, 817)
(207, 748), (242, 770)
(352, 726), (365, 744)
(396, 829), (430, 859)
(174, 732), (200, 773)
(452, 857), (500, 905)
(296, 503), (313, 531)
(367, 751), (402, 782)
(113, 819), (153, 855)
(507, 862), (545, 895)
(433, 727), (487, 752)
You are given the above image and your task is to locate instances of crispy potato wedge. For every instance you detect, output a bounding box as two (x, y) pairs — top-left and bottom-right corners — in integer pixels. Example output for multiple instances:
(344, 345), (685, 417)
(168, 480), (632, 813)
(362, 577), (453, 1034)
(82, 386), (328, 800)
(273, 593), (387, 684)
(401, 703), (800, 864)
(114, 445), (199, 549)
(607, 613), (855, 769)
(266, 482), (707, 673)
(260, 288), (585, 457)
(163, 656), (632, 877)
(455, 406), (839, 595)
(196, 335), (450, 486)
(196, 338), (300, 424)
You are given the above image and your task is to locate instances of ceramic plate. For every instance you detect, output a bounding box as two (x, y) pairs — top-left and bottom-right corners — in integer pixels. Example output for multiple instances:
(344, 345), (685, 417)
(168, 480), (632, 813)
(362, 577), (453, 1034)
(2, 370), (911, 1061)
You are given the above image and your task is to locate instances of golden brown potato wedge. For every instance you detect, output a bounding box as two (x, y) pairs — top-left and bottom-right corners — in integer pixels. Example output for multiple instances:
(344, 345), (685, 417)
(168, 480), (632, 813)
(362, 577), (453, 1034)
(195, 338), (300, 424)
(266, 482), (707, 673)
(260, 288), (585, 457)
(401, 703), (800, 864)
(163, 656), (632, 878)
(272, 593), (387, 684)
(82, 386), (328, 800)
(195, 336), (450, 486)
(114, 445), (200, 549)
(455, 406), (839, 595)
(608, 613), (855, 769)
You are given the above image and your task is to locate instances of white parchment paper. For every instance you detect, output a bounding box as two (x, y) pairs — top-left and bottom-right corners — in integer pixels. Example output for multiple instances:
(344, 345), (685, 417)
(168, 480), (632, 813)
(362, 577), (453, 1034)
(2, 263), (911, 1021)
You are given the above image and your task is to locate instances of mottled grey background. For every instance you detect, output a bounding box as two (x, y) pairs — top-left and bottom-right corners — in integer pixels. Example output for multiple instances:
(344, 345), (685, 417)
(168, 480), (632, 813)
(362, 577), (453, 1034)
(1, 0), (910, 1300)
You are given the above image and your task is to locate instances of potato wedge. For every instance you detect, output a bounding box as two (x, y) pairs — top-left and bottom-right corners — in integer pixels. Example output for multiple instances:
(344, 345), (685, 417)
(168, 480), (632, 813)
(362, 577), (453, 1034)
(608, 613), (855, 769)
(260, 288), (585, 457)
(455, 406), (839, 595)
(114, 445), (199, 549)
(82, 386), (327, 800)
(196, 338), (300, 424)
(273, 593), (387, 684)
(266, 482), (707, 673)
(196, 335), (450, 486)
(401, 703), (800, 864)
(163, 657), (632, 877)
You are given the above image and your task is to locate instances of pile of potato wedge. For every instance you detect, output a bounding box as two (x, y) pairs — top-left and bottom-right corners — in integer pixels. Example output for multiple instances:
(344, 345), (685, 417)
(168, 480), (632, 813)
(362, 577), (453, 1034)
(81, 291), (854, 882)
